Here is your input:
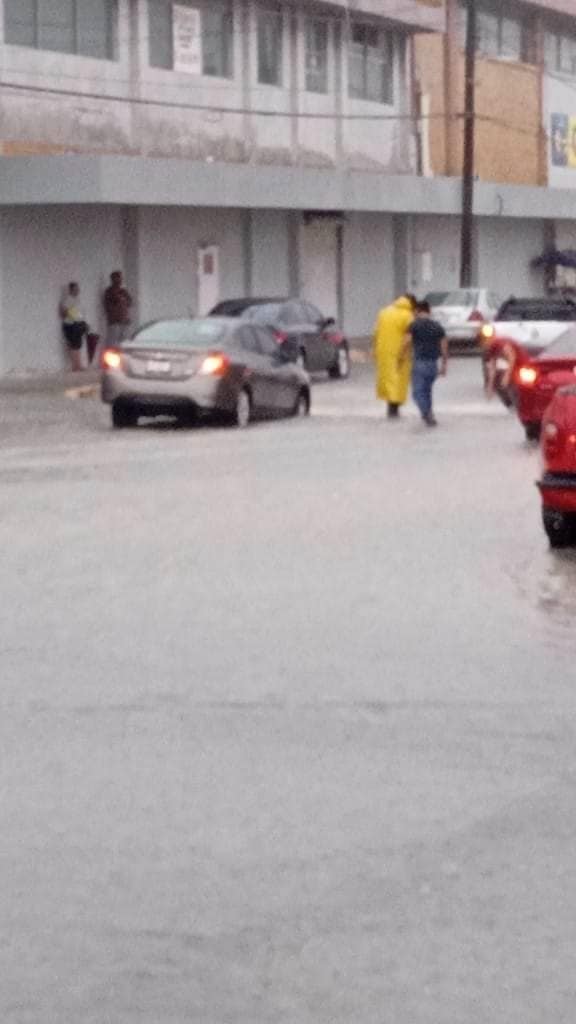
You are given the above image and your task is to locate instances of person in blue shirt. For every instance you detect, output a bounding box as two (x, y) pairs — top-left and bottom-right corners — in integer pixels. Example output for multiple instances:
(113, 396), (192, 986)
(402, 300), (448, 426)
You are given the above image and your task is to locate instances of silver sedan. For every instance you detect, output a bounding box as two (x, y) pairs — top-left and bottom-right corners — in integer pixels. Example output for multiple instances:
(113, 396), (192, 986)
(101, 317), (311, 429)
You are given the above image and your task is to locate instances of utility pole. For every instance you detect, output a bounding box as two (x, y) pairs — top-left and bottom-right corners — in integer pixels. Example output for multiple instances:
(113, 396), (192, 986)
(460, 0), (476, 287)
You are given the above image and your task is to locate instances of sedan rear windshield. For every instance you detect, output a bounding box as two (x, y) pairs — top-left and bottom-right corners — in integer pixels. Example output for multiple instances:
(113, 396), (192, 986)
(241, 304), (283, 324)
(130, 319), (228, 347)
(542, 328), (576, 356)
(441, 290), (479, 306)
(497, 300), (576, 322)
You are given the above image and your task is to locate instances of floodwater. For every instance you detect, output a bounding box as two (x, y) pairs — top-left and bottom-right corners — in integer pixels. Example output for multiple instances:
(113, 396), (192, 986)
(1, 360), (575, 1023)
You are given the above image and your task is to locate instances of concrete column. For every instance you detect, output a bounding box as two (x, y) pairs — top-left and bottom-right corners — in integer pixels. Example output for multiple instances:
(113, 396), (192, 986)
(242, 210), (254, 296)
(121, 207), (142, 326)
(392, 214), (414, 296)
(242, 2), (256, 162)
(333, 19), (344, 167)
(287, 212), (300, 295)
(0, 211), (5, 375)
(289, 10), (300, 161)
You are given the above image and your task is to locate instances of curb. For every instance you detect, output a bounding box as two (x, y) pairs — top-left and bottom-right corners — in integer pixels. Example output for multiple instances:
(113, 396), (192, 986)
(64, 384), (100, 400)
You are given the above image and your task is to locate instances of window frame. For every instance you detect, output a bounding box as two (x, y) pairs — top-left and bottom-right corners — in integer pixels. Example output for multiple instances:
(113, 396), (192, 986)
(545, 27), (576, 77)
(256, 6), (284, 87)
(4, 0), (117, 61)
(348, 20), (394, 106)
(148, 0), (234, 80)
(305, 16), (329, 95)
(459, 1), (529, 64)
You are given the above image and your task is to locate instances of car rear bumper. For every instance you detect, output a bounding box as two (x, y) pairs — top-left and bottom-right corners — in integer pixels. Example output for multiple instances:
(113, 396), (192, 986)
(102, 370), (222, 411)
(443, 324), (481, 345)
(517, 389), (555, 426)
(538, 472), (576, 511)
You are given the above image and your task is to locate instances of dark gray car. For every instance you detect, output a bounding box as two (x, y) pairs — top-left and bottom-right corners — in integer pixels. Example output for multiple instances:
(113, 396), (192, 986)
(209, 297), (350, 378)
(101, 317), (311, 429)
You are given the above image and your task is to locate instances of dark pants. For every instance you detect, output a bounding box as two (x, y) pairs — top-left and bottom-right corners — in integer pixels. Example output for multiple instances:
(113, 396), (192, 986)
(412, 359), (438, 420)
(62, 321), (87, 350)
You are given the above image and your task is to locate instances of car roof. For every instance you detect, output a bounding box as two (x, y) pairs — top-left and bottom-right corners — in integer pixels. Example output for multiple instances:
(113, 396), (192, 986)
(497, 296), (576, 312)
(210, 297), (288, 316)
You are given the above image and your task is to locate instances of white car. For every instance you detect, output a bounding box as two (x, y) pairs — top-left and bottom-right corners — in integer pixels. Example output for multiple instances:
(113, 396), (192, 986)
(427, 288), (502, 350)
(479, 296), (576, 354)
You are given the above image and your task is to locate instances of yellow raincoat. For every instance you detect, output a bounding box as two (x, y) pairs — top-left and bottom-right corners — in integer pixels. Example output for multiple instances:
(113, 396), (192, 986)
(373, 296), (414, 404)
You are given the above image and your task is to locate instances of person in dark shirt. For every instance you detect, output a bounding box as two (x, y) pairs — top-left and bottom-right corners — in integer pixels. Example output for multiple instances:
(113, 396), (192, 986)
(103, 270), (133, 343)
(403, 300), (448, 426)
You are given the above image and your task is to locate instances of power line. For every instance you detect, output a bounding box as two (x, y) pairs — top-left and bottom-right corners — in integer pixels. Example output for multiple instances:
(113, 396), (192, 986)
(0, 76), (551, 138)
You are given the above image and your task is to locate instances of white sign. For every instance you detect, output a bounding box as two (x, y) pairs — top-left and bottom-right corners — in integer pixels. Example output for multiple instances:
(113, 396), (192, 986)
(173, 5), (202, 76)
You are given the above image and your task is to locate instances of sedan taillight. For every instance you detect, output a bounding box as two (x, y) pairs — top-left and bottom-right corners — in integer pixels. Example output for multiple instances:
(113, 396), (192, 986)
(518, 365), (539, 386)
(199, 353), (230, 376)
(102, 348), (122, 370)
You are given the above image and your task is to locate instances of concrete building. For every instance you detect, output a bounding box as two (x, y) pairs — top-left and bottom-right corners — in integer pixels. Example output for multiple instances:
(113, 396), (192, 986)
(0, 0), (575, 373)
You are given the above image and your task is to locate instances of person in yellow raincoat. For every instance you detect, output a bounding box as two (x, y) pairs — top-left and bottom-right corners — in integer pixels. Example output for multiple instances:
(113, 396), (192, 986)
(373, 294), (417, 418)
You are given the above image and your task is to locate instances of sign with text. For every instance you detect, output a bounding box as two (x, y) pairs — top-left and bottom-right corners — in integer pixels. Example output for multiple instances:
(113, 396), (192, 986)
(173, 5), (202, 76)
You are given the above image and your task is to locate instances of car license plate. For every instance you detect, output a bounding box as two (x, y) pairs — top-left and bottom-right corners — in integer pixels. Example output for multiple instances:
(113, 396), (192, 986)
(146, 359), (171, 374)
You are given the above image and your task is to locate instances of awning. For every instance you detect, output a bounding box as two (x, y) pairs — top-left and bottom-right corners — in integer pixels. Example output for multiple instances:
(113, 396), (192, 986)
(532, 249), (576, 269)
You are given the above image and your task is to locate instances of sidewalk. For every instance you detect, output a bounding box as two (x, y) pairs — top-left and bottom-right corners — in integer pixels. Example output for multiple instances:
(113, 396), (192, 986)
(0, 367), (99, 396)
(0, 338), (372, 396)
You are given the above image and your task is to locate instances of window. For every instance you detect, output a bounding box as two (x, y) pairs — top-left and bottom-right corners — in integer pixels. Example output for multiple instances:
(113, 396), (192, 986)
(148, 1), (233, 78)
(546, 328), (576, 357)
(279, 301), (306, 326)
(4, 0), (116, 59)
(242, 303), (283, 324)
(254, 327), (279, 357)
(257, 8), (283, 86)
(476, 7), (522, 60)
(133, 319), (228, 347)
(545, 29), (576, 77)
(305, 18), (329, 94)
(238, 326), (261, 354)
(459, 2), (528, 63)
(349, 22), (394, 105)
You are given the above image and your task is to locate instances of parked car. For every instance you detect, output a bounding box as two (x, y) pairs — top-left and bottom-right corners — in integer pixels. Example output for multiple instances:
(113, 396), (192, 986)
(480, 295), (576, 354)
(513, 326), (576, 441)
(431, 287), (501, 351)
(101, 317), (311, 429)
(422, 290), (449, 312)
(480, 296), (576, 413)
(209, 297), (350, 379)
(538, 384), (576, 547)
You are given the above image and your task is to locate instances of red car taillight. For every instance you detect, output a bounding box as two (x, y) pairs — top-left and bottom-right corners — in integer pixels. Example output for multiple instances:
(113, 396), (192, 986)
(102, 348), (122, 370)
(199, 353), (230, 376)
(274, 330), (288, 345)
(518, 365), (539, 386)
(468, 309), (484, 323)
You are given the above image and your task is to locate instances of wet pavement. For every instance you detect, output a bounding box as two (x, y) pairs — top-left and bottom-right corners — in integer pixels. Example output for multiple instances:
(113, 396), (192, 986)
(1, 360), (576, 1023)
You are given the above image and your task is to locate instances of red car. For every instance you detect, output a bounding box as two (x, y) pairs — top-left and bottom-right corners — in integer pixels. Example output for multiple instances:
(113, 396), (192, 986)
(513, 326), (576, 441)
(538, 385), (576, 546)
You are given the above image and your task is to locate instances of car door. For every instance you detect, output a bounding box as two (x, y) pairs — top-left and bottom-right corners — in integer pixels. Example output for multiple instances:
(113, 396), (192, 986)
(279, 301), (324, 372)
(237, 325), (272, 414)
(303, 301), (335, 370)
(253, 326), (296, 412)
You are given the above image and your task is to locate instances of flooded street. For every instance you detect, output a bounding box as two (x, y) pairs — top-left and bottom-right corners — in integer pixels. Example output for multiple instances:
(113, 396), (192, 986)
(1, 359), (576, 1023)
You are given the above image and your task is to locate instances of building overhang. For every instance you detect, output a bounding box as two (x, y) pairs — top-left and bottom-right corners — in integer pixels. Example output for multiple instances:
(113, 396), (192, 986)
(1, 155), (576, 221)
(279, 0), (445, 33)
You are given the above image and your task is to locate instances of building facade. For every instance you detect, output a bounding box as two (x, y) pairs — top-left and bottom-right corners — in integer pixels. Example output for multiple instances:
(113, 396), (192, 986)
(0, 0), (576, 373)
